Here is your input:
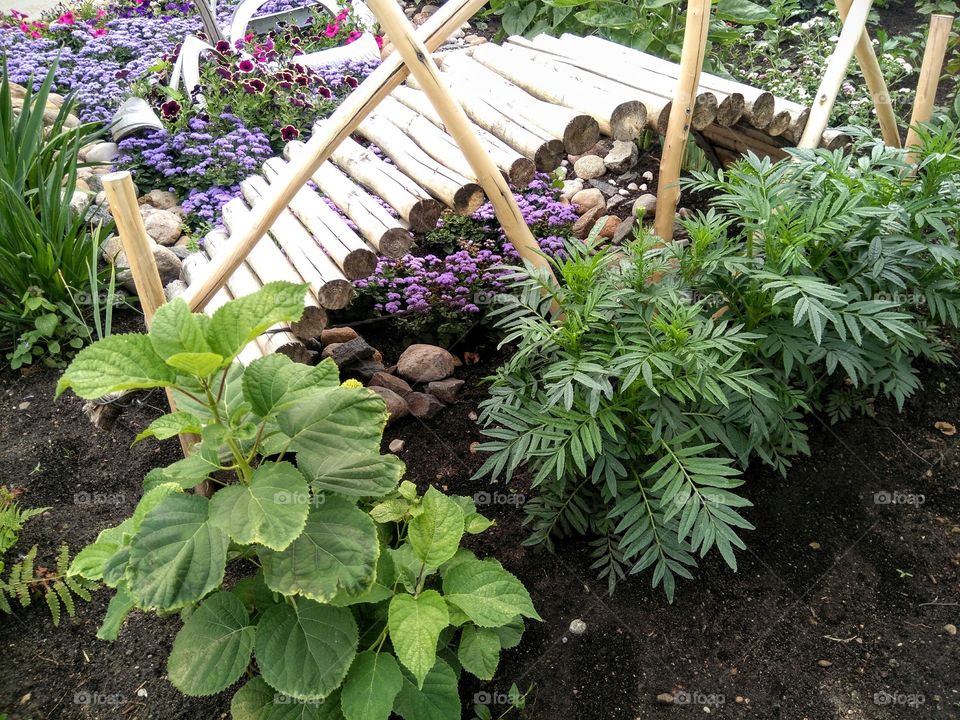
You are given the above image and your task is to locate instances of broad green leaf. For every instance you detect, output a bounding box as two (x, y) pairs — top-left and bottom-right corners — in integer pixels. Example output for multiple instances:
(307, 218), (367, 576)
(329, 552), (396, 607)
(134, 411), (203, 443)
(242, 355), (339, 417)
(279, 388), (385, 455)
(208, 461), (309, 550)
(166, 352), (225, 377)
(494, 617), (524, 649)
(69, 519), (133, 580)
(388, 544), (436, 594)
(96, 583), (135, 641)
(150, 452), (220, 489)
(231, 676), (344, 720)
(716, 0), (773, 23)
(340, 651), (403, 720)
(392, 658), (460, 720)
(233, 571), (279, 615)
(260, 498), (379, 602)
(56, 333), (176, 399)
(168, 591), (255, 696)
(149, 298), (211, 359)
(128, 494), (229, 611)
(206, 281), (308, 359)
(131, 482), (182, 531)
(442, 559), (540, 627)
(458, 624), (501, 680)
(408, 488), (464, 567)
(388, 590), (449, 687)
(369, 498), (411, 524)
(255, 598), (358, 700)
(300, 450), (404, 499)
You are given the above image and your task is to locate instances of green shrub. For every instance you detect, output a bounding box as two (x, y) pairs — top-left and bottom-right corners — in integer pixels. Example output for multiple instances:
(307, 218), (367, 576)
(0, 59), (111, 368)
(476, 123), (960, 601)
(60, 282), (539, 719)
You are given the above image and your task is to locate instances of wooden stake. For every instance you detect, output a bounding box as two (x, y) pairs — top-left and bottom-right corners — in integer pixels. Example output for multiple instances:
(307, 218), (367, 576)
(905, 14), (954, 159)
(183, 0), (486, 312)
(836, 0), (901, 147)
(101, 171), (198, 460)
(798, 0), (874, 149)
(654, 0), (711, 241)
(364, 0), (558, 291)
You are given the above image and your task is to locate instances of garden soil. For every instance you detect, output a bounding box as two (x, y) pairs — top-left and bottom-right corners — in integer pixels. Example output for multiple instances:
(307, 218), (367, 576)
(0, 313), (957, 720)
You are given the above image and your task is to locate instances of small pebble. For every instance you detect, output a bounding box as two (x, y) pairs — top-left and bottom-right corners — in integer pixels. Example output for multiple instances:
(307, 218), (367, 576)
(18, 401), (30, 410)
(818, 659), (833, 667)
(618, 188), (629, 196)
(642, 170), (654, 182)
(568, 618), (587, 635)
(944, 623), (957, 635)
(467, 410), (478, 421)
(809, 541), (821, 550)
(136, 688), (148, 698)
(639, 183), (648, 191)
(388, 439), (405, 453)
(656, 692), (674, 704)
(627, 182), (639, 191)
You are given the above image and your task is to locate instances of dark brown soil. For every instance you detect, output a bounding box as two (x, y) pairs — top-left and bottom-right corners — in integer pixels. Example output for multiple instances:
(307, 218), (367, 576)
(0, 310), (958, 720)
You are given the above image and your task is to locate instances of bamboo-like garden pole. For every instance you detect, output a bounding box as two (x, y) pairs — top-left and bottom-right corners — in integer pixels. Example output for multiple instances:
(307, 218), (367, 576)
(904, 14), (954, 158)
(798, 0), (874, 149)
(182, 0), (486, 312)
(101, 171), (198, 459)
(835, 0), (901, 147)
(364, 0), (558, 291)
(654, 0), (712, 241)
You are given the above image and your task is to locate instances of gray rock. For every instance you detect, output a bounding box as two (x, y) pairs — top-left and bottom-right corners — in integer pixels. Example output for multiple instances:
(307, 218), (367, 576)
(138, 189), (179, 210)
(427, 378), (464, 404)
(369, 371), (413, 397)
(642, 170), (654, 183)
(142, 209), (182, 246)
(329, 337), (377, 368)
(612, 216), (635, 244)
(606, 195), (630, 213)
(349, 360), (386, 382)
(70, 189), (91, 215)
(571, 188), (604, 213)
(397, 344), (456, 383)
(168, 245), (193, 260)
(604, 140), (639, 174)
(559, 178), (583, 203)
(627, 182), (639, 191)
(573, 154), (605, 180)
(100, 235), (126, 265)
(369, 386), (409, 424)
(164, 279), (187, 300)
(406, 392), (444, 419)
(388, 438), (405, 453)
(117, 245), (181, 293)
(85, 142), (119, 164)
(568, 618), (587, 635)
(633, 193), (657, 219)
(677, 207), (695, 220)
(588, 179), (618, 196)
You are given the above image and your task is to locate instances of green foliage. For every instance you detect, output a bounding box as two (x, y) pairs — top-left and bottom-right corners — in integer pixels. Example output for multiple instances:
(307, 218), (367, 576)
(477, 126), (960, 601)
(486, 0), (774, 60)
(0, 58), (112, 367)
(0, 486), (47, 559)
(62, 282), (540, 719)
(0, 543), (96, 625)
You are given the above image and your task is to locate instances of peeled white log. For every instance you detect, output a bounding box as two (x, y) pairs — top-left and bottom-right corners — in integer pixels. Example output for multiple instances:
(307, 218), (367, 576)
(440, 51), (600, 154)
(358, 111), (485, 214)
(469, 42), (649, 140)
(391, 84), (536, 187)
(405, 74), (564, 171)
(276, 147), (412, 258)
(328, 133), (443, 232)
(259, 160), (378, 279)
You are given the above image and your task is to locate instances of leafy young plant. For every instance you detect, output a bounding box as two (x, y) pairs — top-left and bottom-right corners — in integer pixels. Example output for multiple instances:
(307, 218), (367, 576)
(0, 57), (112, 366)
(0, 486), (95, 624)
(477, 123), (960, 601)
(59, 282), (539, 720)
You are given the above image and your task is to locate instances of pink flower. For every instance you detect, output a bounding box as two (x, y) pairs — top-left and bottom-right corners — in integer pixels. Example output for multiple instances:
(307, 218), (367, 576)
(335, 9), (348, 21)
(90, 26), (107, 36)
(345, 30), (361, 44)
(375, 34), (384, 49)
(237, 59), (255, 73)
(96, 7), (106, 18)
(324, 22), (339, 37)
(56, 10), (74, 24)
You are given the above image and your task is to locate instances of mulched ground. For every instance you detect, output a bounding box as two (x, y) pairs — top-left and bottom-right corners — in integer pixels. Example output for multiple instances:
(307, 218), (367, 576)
(0, 311), (957, 720)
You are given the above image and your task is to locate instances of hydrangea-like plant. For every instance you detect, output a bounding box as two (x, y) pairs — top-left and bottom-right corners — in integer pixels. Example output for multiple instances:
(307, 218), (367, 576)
(59, 282), (539, 719)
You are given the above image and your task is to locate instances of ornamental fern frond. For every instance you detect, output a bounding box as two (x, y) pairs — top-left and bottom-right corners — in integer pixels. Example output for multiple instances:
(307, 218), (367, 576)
(0, 544), (96, 625)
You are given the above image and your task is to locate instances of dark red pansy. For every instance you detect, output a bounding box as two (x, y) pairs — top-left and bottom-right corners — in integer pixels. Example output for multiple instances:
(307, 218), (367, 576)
(215, 39), (230, 52)
(215, 67), (232, 80)
(280, 125), (299, 141)
(343, 75), (358, 89)
(237, 59), (255, 73)
(318, 86), (332, 99)
(159, 99), (181, 119)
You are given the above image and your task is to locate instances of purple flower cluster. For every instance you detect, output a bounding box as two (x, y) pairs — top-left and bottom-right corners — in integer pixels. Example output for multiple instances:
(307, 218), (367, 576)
(355, 176), (577, 328)
(116, 113), (273, 224)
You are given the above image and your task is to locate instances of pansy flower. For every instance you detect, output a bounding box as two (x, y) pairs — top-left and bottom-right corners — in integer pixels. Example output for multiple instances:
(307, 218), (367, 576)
(318, 86), (332, 99)
(237, 59), (255, 73)
(160, 99), (182, 120)
(343, 75), (358, 89)
(215, 39), (230, 53)
(280, 125), (299, 141)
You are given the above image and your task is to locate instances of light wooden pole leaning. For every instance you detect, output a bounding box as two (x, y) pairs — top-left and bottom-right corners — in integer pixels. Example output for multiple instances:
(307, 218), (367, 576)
(835, 0), (901, 147)
(654, 0), (712, 242)
(904, 14), (955, 160)
(101, 171), (198, 460)
(182, 0), (487, 312)
(798, 0), (874, 149)
(363, 0), (559, 292)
